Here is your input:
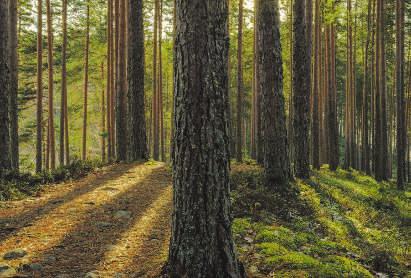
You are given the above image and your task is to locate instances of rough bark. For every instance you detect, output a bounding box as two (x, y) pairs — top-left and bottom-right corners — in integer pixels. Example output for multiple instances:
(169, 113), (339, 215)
(293, 0), (311, 179)
(152, 0), (159, 160)
(9, 0), (18, 170)
(312, 0), (320, 170)
(164, 0), (245, 276)
(46, 0), (55, 170)
(60, 0), (68, 166)
(127, 0), (147, 161)
(82, 0), (90, 161)
(107, 0), (113, 161)
(396, 0), (405, 189)
(0, 0), (11, 173)
(236, 0), (244, 162)
(101, 62), (106, 162)
(36, 0), (43, 173)
(116, 0), (128, 161)
(258, 0), (291, 186)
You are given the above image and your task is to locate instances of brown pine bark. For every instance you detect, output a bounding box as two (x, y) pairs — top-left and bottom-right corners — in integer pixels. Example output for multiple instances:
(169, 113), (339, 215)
(236, 0), (244, 162)
(46, 0), (55, 170)
(159, 0), (165, 162)
(36, 0), (43, 173)
(9, 0), (18, 170)
(116, 0), (128, 161)
(127, 0), (147, 161)
(152, 0), (159, 160)
(164, 0), (245, 276)
(396, 0), (405, 189)
(0, 0), (10, 173)
(293, 0), (311, 179)
(107, 0), (113, 161)
(82, 0), (90, 161)
(312, 0), (320, 170)
(60, 0), (68, 166)
(101, 62), (106, 162)
(258, 0), (291, 186)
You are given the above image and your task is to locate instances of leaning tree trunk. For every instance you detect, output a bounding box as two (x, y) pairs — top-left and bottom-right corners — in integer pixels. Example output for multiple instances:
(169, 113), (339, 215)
(258, 0), (291, 186)
(293, 0), (311, 179)
(9, 0), (18, 170)
(127, 0), (147, 161)
(164, 0), (245, 276)
(0, 0), (11, 173)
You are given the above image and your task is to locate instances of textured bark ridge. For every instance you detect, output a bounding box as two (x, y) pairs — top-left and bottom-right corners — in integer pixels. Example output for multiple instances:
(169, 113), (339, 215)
(292, 0), (310, 179)
(165, 1), (245, 277)
(257, 0), (291, 186)
(0, 0), (11, 172)
(127, 0), (148, 161)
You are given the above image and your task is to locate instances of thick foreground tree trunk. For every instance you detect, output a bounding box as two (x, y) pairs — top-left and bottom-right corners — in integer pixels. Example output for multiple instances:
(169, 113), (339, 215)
(0, 0), (11, 173)
(127, 0), (147, 161)
(164, 0), (245, 276)
(258, 0), (291, 186)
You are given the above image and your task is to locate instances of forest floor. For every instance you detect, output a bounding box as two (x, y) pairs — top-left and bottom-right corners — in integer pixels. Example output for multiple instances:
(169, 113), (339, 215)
(0, 161), (172, 278)
(0, 161), (409, 277)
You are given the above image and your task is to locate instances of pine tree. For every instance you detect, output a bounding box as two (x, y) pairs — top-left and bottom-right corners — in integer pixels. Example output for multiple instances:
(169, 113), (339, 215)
(9, 0), (19, 170)
(46, 0), (55, 170)
(236, 0), (244, 162)
(127, 0), (147, 161)
(258, 0), (291, 186)
(82, 0), (90, 161)
(165, 0), (245, 276)
(61, 0), (68, 166)
(36, 0), (43, 173)
(312, 0), (320, 170)
(293, 0), (311, 179)
(0, 0), (11, 173)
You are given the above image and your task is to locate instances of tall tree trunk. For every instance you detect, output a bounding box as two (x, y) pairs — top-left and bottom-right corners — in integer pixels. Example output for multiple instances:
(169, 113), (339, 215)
(236, 0), (244, 162)
(101, 62), (106, 162)
(328, 23), (339, 170)
(152, 0), (159, 160)
(288, 0), (294, 171)
(0, 0), (10, 173)
(293, 0), (311, 179)
(345, 0), (353, 169)
(127, 0), (147, 161)
(46, 0), (55, 170)
(36, 0), (43, 173)
(312, 0), (320, 170)
(60, 0), (68, 166)
(255, 0), (263, 164)
(107, 0), (113, 161)
(159, 0), (165, 162)
(116, 0), (128, 161)
(258, 0), (291, 186)
(165, 0), (245, 276)
(9, 0), (18, 170)
(82, 0), (90, 161)
(250, 1), (257, 159)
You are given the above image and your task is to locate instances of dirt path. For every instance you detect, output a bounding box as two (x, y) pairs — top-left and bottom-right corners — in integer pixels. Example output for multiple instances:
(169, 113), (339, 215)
(0, 162), (172, 278)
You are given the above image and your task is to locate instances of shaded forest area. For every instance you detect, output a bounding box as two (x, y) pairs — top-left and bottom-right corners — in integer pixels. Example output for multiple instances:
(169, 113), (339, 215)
(0, 0), (410, 277)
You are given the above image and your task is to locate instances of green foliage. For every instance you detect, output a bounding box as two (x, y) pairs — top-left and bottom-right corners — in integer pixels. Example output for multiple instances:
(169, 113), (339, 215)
(231, 164), (410, 277)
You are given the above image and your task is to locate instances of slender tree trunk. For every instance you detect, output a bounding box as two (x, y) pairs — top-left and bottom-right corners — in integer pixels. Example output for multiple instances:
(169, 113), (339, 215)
(236, 0), (244, 162)
(345, 0), (353, 169)
(46, 0), (55, 170)
(159, 0), (165, 162)
(288, 0), (294, 171)
(312, 0), (320, 170)
(116, 0), (128, 161)
(255, 0), (263, 164)
(152, 0), (159, 160)
(60, 0), (68, 166)
(396, 0), (405, 189)
(165, 1), (245, 276)
(329, 23), (339, 170)
(82, 0), (90, 161)
(258, 0), (291, 186)
(293, 0), (311, 179)
(127, 0), (147, 161)
(9, 0), (18, 170)
(36, 0), (43, 173)
(101, 62), (106, 162)
(107, 0), (113, 162)
(250, 2), (257, 159)
(0, 0), (10, 173)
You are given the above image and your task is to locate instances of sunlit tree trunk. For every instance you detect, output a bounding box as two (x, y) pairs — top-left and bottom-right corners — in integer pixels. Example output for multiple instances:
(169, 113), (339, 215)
(152, 0), (159, 160)
(107, 0), (113, 161)
(165, 0), (245, 276)
(236, 0), (244, 162)
(101, 62), (106, 162)
(82, 0), (90, 161)
(60, 0), (68, 166)
(46, 0), (55, 170)
(36, 0), (43, 173)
